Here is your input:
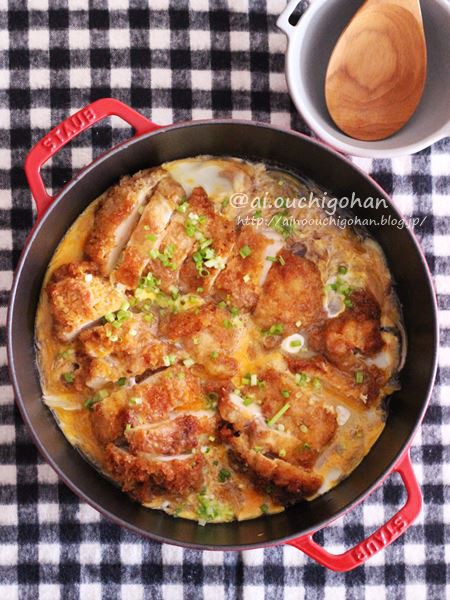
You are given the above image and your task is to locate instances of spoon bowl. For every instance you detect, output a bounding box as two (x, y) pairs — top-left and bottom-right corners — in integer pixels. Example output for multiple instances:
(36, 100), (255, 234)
(325, 0), (427, 141)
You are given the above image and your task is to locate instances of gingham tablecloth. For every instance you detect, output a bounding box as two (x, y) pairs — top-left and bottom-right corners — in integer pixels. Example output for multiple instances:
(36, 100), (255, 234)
(1, 1), (449, 598)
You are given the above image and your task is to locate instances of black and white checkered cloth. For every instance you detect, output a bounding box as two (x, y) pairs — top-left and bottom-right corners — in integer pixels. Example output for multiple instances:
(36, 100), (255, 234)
(1, 0), (449, 598)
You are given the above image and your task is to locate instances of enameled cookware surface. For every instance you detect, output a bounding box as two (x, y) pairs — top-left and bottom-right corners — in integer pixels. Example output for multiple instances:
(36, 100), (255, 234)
(7, 99), (438, 571)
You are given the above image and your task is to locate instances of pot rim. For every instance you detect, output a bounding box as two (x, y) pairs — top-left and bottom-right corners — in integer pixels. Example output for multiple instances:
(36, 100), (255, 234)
(7, 118), (440, 550)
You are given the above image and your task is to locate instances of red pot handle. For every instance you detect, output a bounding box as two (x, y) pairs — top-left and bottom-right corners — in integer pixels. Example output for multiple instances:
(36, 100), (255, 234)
(288, 451), (422, 571)
(24, 98), (161, 220)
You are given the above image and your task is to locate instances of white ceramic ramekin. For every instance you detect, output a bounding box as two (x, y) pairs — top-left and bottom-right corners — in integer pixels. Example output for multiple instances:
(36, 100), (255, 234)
(277, 0), (450, 157)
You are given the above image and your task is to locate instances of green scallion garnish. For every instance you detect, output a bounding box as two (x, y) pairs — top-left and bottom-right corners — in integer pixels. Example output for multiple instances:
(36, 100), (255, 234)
(267, 402), (290, 427)
(239, 245), (252, 259)
(218, 468), (231, 482)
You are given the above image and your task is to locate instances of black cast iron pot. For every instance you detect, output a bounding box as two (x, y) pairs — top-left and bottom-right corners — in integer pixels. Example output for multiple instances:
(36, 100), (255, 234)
(7, 99), (439, 571)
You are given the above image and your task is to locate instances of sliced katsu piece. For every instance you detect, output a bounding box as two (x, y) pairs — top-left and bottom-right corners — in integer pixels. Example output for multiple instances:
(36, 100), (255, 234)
(75, 312), (180, 389)
(90, 366), (210, 445)
(143, 188), (213, 294)
(85, 168), (166, 276)
(308, 289), (384, 374)
(253, 250), (325, 334)
(46, 261), (124, 342)
(106, 444), (204, 503)
(177, 187), (237, 295)
(214, 225), (284, 311)
(114, 176), (186, 289)
(219, 368), (337, 497)
(90, 366), (213, 502)
(286, 354), (384, 407)
(160, 302), (246, 378)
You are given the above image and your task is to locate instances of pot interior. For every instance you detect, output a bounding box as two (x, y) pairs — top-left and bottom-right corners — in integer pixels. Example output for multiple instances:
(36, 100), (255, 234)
(8, 122), (438, 549)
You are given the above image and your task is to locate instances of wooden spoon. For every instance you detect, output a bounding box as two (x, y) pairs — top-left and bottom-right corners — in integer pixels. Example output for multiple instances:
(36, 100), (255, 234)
(325, 0), (427, 141)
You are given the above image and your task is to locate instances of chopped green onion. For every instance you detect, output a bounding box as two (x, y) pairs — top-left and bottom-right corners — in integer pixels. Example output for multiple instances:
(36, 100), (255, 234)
(129, 396), (143, 406)
(62, 372), (74, 384)
(260, 503), (269, 514)
(84, 389), (108, 410)
(200, 238), (213, 250)
(117, 377), (127, 386)
(104, 312), (115, 323)
(197, 287), (204, 293)
(312, 378), (322, 391)
(264, 323), (284, 336)
(266, 256), (277, 262)
(239, 245), (252, 259)
(145, 233), (157, 241)
(117, 309), (131, 321)
(243, 397), (253, 406)
(295, 372), (310, 386)
(210, 351), (219, 359)
(281, 390), (290, 398)
(303, 442), (311, 450)
(290, 340), (302, 348)
(254, 446), (263, 453)
(278, 255), (286, 266)
(163, 354), (177, 367)
(223, 319), (233, 329)
(279, 449), (287, 458)
(338, 265), (348, 275)
(218, 468), (231, 482)
(267, 402), (290, 427)
(355, 370), (364, 384)
(84, 397), (98, 410)
(270, 211), (295, 239)
(344, 298), (353, 308)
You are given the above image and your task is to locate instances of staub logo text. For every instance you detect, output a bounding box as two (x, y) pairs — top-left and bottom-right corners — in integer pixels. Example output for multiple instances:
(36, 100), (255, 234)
(352, 515), (407, 561)
(41, 107), (97, 151)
